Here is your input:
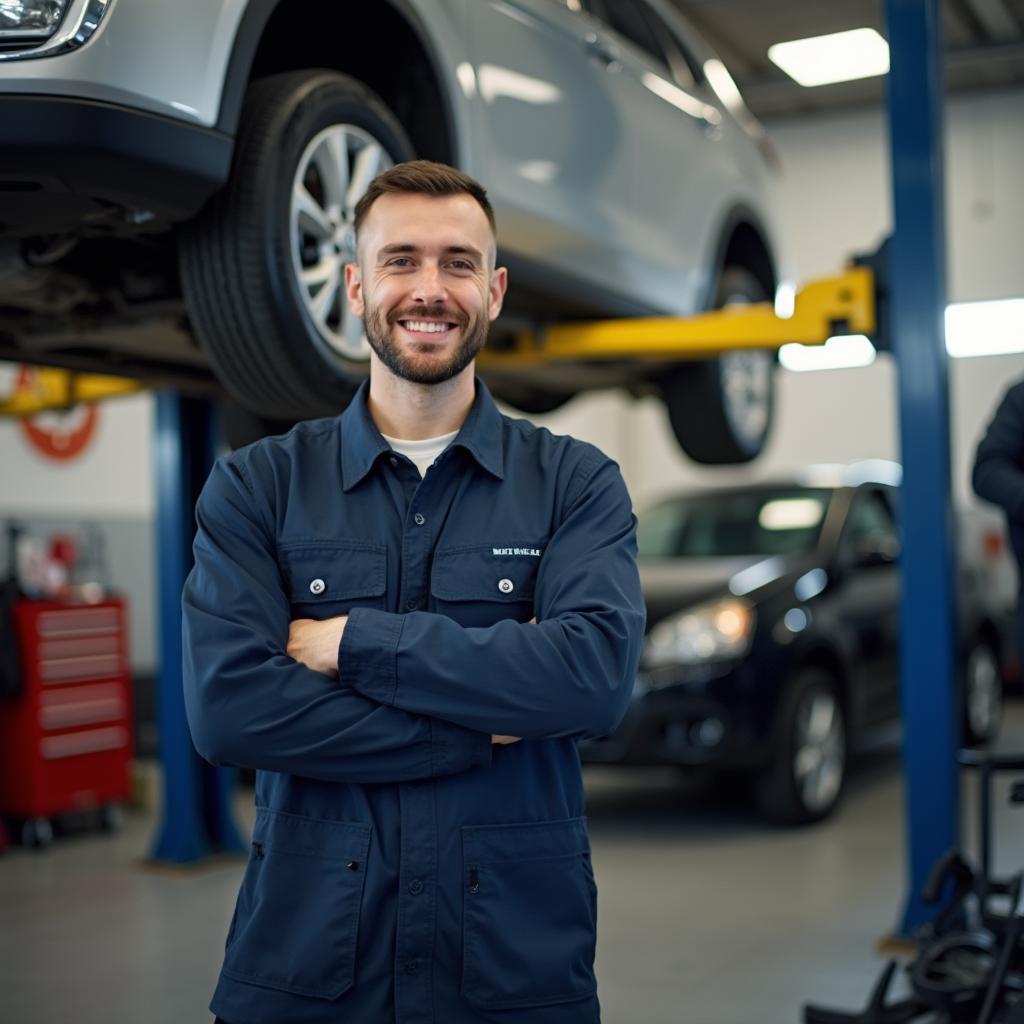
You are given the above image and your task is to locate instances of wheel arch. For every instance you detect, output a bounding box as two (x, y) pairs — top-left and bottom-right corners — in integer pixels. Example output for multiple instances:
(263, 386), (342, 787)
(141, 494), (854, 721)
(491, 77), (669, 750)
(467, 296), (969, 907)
(792, 644), (854, 732)
(705, 205), (778, 307)
(215, 0), (458, 166)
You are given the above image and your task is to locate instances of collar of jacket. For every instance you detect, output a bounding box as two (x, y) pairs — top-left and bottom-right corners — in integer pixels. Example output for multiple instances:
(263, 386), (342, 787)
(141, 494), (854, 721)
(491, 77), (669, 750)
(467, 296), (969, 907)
(340, 375), (506, 491)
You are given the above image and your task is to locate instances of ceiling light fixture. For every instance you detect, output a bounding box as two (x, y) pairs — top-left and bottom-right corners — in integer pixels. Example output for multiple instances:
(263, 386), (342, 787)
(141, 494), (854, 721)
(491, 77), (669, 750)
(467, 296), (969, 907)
(768, 27), (890, 87)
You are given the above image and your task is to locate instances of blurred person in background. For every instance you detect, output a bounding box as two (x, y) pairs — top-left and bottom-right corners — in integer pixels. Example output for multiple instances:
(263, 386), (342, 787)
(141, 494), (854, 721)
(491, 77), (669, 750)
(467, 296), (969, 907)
(973, 376), (1024, 664)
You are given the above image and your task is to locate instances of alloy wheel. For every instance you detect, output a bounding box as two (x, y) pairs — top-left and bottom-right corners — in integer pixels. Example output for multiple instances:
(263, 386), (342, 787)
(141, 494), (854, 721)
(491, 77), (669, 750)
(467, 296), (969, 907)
(792, 687), (846, 815)
(289, 125), (395, 363)
(965, 644), (1002, 743)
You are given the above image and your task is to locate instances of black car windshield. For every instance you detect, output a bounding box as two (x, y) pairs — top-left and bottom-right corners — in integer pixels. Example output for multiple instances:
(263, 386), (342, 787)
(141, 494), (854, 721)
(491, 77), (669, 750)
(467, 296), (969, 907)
(638, 488), (833, 559)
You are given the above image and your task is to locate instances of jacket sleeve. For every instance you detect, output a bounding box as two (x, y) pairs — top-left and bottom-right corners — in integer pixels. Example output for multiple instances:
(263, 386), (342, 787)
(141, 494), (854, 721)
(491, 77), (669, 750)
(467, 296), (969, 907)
(338, 454), (646, 740)
(972, 381), (1024, 522)
(182, 457), (492, 784)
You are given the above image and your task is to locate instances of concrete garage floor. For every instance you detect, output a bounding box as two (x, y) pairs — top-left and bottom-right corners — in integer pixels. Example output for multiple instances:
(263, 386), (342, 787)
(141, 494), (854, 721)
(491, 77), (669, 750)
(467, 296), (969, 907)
(3, 704), (1024, 1024)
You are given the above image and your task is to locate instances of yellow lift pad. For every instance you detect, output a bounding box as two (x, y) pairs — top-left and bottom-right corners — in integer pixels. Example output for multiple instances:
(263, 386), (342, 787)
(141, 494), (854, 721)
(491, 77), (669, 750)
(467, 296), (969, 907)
(479, 265), (876, 368)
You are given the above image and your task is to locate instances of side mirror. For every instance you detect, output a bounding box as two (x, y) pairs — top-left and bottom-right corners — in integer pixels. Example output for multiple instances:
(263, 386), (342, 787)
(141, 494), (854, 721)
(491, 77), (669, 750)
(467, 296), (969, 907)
(853, 536), (901, 567)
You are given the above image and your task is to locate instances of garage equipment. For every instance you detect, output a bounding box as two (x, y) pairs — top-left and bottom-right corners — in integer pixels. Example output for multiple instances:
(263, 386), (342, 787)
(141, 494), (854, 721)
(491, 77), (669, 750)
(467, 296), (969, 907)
(482, 262), (879, 368)
(803, 752), (1024, 1023)
(0, 595), (134, 847)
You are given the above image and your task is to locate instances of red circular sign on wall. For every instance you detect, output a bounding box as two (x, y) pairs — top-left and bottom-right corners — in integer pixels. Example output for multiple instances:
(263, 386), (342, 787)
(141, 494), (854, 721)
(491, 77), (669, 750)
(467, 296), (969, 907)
(16, 367), (100, 461)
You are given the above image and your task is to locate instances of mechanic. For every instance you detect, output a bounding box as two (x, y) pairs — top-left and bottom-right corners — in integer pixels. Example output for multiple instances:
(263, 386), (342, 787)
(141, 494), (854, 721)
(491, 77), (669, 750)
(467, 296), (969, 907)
(973, 375), (1024, 667)
(182, 160), (646, 1024)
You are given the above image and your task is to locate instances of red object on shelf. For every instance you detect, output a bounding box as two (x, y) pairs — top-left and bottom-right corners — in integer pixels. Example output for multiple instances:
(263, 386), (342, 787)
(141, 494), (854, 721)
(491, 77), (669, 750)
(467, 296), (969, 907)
(0, 598), (134, 819)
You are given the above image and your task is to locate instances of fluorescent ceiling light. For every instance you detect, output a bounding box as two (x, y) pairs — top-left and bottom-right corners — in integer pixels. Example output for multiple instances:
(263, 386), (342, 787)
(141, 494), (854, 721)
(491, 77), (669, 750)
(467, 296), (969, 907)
(945, 299), (1024, 358)
(768, 28), (890, 87)
(779, 335), (876, 372)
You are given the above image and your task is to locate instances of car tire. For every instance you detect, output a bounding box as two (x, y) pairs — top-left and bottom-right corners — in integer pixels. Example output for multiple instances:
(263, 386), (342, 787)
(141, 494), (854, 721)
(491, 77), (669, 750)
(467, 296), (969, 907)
(755, 668), (847, 825)
(180, 70), (416, 419)
(962, 639), (1002, 747)
(662, 266), (775, 465)
(217, 397), (299, 451)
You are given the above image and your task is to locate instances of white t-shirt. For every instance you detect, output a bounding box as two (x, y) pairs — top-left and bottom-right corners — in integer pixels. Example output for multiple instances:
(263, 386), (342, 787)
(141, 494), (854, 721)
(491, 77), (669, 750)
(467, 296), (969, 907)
(381, 429), (459, 478)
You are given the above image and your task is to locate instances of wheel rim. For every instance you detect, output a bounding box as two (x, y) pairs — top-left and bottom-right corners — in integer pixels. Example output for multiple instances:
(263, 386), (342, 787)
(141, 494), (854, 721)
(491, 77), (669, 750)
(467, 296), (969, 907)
(719, 349), (773, 452)
(289, 124), (396, 364)
(966, 645), (1001, 741)
(792, 687), (845, 814)
(717, 287), (773, 452)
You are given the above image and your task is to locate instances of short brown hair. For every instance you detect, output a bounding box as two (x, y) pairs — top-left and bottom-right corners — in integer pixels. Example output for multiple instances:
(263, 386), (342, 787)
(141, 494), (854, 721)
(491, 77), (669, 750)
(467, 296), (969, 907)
(352, 159), (496, 238)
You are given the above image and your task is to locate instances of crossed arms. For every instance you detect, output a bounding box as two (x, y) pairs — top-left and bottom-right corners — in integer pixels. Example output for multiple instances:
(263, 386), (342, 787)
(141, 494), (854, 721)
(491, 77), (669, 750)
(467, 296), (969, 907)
(182, 455), (645, 785)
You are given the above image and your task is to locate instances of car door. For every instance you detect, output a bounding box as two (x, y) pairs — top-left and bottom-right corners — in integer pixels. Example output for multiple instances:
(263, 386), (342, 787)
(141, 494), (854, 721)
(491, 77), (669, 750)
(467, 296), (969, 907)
(464, 0), (638, 301)
(833, 486), (903, 724)
(585, 0), (726, 312)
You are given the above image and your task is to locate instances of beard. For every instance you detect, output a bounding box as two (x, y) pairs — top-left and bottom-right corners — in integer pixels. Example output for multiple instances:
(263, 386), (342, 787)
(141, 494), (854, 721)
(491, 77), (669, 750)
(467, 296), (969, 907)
(362, 300), (489, 385)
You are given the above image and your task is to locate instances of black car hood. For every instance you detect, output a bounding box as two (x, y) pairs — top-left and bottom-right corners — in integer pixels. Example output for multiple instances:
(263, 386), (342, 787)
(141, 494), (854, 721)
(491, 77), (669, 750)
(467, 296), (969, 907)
(638, 556), (808, 629)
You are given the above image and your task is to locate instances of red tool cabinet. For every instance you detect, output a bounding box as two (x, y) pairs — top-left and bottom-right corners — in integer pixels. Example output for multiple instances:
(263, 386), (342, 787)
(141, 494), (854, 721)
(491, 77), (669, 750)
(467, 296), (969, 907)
(0, 598), (134, 833)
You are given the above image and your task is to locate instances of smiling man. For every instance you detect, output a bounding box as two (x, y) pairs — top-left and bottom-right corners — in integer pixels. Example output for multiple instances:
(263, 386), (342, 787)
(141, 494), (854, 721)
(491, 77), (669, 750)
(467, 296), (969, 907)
(183, 160), (645, 1024)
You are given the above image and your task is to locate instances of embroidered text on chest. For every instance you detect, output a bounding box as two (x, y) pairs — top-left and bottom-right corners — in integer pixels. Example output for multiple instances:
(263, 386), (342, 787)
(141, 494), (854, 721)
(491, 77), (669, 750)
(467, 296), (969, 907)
(492, 547), (542, 557)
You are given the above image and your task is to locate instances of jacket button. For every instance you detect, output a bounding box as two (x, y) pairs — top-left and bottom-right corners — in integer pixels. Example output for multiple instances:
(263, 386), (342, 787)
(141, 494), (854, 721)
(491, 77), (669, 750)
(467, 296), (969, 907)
(408, 879), (424, 895)
(404, 960), (420, 975)
(389, 456), (400, 467)
(405, 598), (421, 611)
(309, 578), (326, 595)
(498, 578), (514, 595)
(413, 513), (426, 526)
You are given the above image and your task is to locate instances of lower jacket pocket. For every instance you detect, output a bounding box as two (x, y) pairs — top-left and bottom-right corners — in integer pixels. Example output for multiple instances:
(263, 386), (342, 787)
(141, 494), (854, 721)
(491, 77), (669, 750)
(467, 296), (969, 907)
(222, 808), (371, 999)
(461, 817), (597, 1010)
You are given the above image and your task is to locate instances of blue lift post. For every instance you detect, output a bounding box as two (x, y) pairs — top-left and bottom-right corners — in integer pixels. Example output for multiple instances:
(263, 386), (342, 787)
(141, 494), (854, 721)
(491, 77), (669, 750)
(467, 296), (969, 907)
(884, 0), (961, 934)
(150, 392), (244, 863)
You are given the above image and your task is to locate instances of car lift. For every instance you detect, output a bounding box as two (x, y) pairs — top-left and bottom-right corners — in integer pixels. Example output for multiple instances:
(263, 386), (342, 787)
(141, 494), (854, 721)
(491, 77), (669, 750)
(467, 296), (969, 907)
(0, 262), (879, 419)
(0, 4), (954, 941)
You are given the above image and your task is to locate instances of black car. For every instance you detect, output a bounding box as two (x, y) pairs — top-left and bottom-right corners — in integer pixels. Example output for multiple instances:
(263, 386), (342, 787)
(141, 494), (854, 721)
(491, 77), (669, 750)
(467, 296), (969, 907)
(579, 464), (1008, 824)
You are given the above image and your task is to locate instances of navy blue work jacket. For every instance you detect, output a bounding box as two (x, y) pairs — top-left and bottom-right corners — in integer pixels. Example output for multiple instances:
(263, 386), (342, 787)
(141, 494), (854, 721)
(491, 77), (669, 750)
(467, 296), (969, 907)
(182, 379), (645, 1024)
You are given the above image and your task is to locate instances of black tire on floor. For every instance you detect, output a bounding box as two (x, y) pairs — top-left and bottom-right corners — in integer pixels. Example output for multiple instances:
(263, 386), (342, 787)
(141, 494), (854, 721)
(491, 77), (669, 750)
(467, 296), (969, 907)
(962, 639), (1003, 747)
(662, 266), (775, 465)
(180, 70), (416, 420)
(755, 668), (848, 825)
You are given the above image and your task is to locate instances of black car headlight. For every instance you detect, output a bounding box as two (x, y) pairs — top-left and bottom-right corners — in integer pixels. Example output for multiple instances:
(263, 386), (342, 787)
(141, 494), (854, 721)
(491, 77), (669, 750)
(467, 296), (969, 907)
(643, 597), (755, 668)
(0, 0), (69, 39)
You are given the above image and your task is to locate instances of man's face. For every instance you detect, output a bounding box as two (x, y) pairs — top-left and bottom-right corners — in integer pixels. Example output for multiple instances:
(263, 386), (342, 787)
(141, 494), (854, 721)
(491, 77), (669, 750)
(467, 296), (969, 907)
(344, 192), (507, 385)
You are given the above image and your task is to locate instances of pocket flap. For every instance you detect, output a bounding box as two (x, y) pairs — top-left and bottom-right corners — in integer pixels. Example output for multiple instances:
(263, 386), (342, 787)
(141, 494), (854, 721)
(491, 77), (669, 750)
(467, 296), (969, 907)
(253, 808), (372, 861)
(279, 541), (386, 603)
(431, 544), (541, 603)
(462, 816), (588, 863)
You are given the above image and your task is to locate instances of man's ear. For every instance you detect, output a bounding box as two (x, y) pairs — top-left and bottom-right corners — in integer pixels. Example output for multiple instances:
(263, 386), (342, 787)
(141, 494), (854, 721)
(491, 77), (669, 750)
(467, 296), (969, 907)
(344, 263), (364, 318)
(488, 266), (508, 322)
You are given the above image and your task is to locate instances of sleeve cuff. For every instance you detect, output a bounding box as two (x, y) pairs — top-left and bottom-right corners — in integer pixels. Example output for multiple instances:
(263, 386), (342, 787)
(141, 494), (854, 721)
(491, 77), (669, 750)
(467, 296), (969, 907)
(431, 717), (493, 776)
(338, 607), (405, 705)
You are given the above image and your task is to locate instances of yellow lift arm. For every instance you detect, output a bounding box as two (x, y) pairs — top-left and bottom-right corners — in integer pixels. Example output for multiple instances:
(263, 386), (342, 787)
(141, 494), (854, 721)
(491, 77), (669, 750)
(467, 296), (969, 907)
(1, 263), (878, 416)
(0, 367), (141, 418)
(479, 264), (876, 368)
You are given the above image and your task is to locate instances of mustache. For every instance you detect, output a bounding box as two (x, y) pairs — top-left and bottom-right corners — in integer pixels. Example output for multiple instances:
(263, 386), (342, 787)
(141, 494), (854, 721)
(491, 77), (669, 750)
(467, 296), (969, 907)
(386, 305), (468, 328)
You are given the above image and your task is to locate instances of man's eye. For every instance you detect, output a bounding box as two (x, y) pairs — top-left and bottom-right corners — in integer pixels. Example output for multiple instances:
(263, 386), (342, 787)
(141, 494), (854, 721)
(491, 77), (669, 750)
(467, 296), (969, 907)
(448, 260), (474, 271)
(387, 257), (414, 267)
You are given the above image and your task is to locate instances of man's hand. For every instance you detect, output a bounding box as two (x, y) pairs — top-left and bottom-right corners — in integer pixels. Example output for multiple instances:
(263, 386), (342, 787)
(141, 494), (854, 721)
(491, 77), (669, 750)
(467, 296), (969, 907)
(288, 616), (348, 678)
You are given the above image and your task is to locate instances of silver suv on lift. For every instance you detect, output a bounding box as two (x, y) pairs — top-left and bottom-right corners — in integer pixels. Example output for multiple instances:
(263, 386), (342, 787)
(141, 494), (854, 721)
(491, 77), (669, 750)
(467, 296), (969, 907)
(0, 0), (783, 462)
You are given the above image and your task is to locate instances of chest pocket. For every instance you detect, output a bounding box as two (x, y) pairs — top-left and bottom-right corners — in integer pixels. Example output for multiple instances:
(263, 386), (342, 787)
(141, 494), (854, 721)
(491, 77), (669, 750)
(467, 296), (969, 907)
(431, 543), (540, 628)
(279, 540), (386, 616)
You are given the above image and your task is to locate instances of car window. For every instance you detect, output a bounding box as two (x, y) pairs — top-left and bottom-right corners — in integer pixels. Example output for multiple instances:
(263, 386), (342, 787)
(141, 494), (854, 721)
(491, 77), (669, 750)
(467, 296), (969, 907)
(594, 0), (674, 77)
(842, 489), (899, 555)
(637, 488), (832, 559)
(635, 1), (700, 88)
